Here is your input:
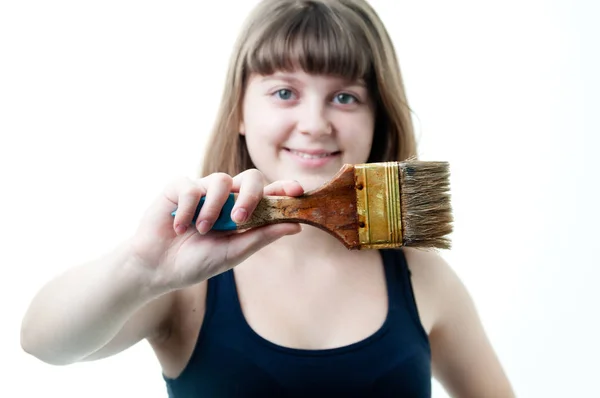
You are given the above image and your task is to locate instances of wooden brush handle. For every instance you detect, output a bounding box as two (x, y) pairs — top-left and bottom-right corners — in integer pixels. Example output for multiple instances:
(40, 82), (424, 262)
(175, 165), (361, 248)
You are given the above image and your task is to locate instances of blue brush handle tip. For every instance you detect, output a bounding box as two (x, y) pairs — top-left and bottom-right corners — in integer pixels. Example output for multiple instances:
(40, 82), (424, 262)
(170, 193), (237, 231)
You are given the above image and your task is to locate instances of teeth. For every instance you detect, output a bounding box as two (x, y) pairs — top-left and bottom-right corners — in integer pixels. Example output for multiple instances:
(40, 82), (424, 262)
(290, 150), (333, 159)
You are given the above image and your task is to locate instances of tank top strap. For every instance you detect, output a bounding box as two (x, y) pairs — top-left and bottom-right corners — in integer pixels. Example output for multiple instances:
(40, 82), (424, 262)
(381, 249), (404, 312)
(381, 249), (428, 342)
(203, 269), (240, 327)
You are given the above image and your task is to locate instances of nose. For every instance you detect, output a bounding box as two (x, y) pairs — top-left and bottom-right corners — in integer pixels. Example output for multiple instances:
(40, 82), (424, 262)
(296, 99), (333, 137)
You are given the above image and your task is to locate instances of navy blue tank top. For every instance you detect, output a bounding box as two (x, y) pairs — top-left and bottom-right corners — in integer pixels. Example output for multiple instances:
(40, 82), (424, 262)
(163, 249), (431, 397)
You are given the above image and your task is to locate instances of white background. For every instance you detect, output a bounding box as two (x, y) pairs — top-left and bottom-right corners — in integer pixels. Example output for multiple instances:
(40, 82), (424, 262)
(2, 0), (598, 397)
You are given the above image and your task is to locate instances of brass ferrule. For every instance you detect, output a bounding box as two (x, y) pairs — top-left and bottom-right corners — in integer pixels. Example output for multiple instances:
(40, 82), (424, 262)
(354, 162), (403, 249)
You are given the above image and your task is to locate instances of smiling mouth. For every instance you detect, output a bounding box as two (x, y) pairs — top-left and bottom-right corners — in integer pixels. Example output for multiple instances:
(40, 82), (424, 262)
(285, 148), (342, 159)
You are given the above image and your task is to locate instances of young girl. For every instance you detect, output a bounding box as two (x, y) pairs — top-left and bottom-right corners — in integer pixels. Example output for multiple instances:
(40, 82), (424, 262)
(21, 0), (514, 396)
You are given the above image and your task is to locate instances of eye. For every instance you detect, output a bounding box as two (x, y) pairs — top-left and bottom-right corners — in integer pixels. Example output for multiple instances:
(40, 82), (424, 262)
(333, 93), (358, 105)
(274, 89), (294, 100)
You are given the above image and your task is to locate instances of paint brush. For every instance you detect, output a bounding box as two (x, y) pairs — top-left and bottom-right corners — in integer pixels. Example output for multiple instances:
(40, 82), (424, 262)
(172, 161), (453, 250)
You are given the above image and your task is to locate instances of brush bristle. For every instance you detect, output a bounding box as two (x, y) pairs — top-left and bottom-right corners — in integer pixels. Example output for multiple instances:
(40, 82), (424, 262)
(399, 160), (453, 249)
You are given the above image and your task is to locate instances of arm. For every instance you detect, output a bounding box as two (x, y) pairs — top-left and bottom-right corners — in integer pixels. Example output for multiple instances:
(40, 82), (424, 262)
(404, 248), (515, 398)
(20, 173), (303, 366)
(20, 240), (175, 366)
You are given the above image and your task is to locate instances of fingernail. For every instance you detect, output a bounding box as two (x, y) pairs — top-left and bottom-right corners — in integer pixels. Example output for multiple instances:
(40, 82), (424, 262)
(198, 221), (211, 234)
(175, 224), (188, 235)
(232, 208), (247, 223)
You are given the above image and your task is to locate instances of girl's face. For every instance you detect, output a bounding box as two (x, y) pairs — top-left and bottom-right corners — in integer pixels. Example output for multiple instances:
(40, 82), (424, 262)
(240, 69), (376, 191)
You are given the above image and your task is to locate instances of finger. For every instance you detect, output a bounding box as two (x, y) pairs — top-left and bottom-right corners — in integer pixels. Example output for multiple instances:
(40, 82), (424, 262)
(230, 169), (265, 223)
(195, 173), (233, 234)
(225, 223), (302, 263)
(167, 177), (205, 235)
(263, 180), (304, 197)
(230, 168), (268, 192)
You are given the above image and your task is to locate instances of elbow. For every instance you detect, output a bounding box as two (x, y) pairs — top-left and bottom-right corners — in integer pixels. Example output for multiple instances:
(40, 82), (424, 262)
(20, 322), (74, 366)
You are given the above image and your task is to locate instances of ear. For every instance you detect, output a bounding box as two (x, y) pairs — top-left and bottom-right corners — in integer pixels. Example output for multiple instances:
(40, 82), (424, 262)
(239, 120), (245, 136)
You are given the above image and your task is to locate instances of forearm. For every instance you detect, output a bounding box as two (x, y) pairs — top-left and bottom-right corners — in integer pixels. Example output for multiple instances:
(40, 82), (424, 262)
(20, 240), (166, 365)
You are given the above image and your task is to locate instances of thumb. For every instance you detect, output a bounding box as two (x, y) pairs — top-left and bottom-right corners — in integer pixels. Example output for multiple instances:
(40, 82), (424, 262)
(224, 223), (301, 263)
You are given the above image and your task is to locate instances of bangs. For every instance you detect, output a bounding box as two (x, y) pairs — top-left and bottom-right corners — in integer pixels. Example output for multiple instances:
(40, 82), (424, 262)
(244, 2), (373, 82)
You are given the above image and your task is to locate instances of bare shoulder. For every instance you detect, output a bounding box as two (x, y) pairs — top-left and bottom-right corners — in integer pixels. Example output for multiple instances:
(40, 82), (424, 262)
(149, 281), (208, 379)
(402, 247), (515, 397)
(402, 247), (479, 326)
(402, 246), (456, 291)
(400, 247), (458, 333)
(150, 280), (208, 347)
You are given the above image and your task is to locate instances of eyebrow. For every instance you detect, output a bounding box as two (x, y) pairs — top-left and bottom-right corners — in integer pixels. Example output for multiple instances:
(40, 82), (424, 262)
(260, 73), (367, 88)
(261, 74), (302, 85)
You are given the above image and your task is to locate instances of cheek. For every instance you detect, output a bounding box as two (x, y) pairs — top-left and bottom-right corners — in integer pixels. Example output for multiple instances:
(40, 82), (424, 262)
(244, 121), (286, 154)
(243, 113), (291, 168)
(243, 103), (291, 144)
(338, 111), (375, 158)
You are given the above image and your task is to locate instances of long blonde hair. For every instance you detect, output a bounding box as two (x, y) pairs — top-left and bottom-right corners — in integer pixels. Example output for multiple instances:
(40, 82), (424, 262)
(200, 0), (417, 177)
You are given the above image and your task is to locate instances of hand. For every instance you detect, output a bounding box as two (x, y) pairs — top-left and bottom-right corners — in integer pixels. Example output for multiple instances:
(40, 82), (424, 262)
(129, 169), (303, 291)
